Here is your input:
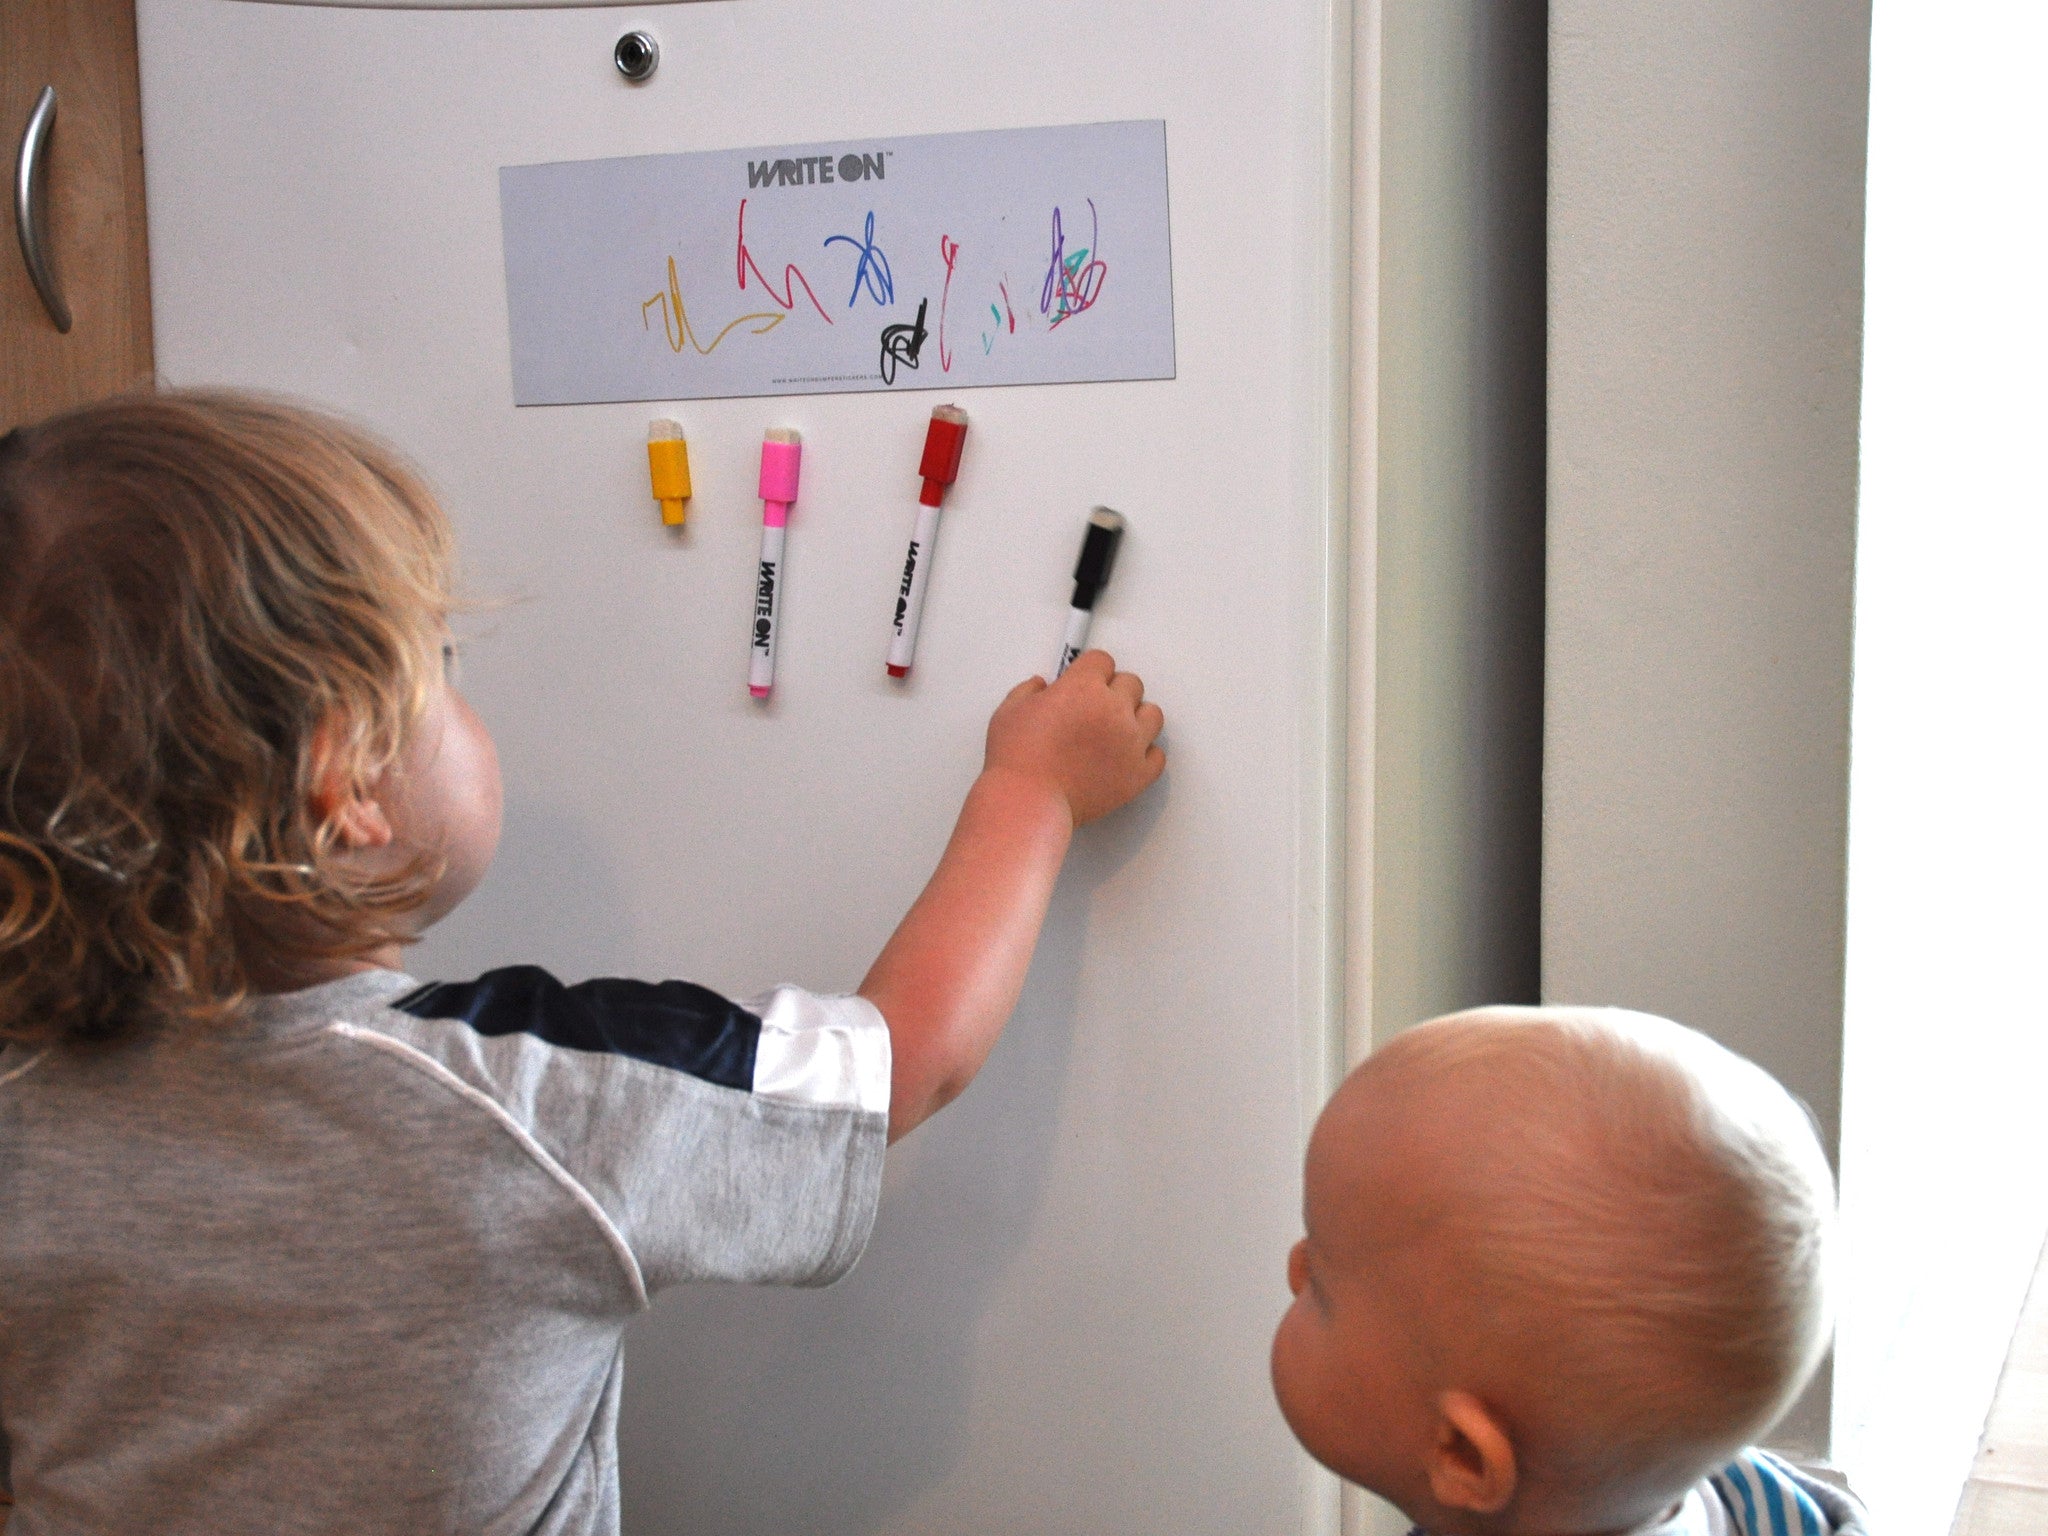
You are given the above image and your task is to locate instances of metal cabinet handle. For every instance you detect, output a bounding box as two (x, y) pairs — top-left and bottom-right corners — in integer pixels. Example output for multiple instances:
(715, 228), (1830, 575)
(15, 86), (72, 334)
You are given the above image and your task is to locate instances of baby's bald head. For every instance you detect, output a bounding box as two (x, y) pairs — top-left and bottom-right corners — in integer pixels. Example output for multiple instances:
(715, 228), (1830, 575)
(1294, 1007), (1833, 1532)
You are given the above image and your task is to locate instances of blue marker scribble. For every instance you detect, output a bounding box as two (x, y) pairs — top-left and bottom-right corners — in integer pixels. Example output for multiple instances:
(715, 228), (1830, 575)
(825, 211), (895, 309)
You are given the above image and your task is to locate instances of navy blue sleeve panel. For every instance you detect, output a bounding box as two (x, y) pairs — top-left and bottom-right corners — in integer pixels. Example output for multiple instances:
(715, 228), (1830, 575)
(394, 966), (759, 1094)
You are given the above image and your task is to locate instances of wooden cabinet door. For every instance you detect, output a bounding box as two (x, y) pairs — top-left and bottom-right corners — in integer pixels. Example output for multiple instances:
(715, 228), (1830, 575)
(1, 0), (153, 430)
(0, 0), (151, 1518)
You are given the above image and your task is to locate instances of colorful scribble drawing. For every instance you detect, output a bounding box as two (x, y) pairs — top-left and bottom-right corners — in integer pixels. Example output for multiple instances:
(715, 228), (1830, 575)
(637, 186), (1125, 381)
(824, 212), (895, 309)
(642, 256), (786, 354)
(879, 297), (929, 385)
(737, 198), (834, 323)
(1040, 200), (1107, 327)
(515, 121), (1173, 403)
(937, 236), (962, 372)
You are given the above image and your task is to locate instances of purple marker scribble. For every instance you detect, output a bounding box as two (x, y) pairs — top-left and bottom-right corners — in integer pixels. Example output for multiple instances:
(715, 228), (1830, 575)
(1040, 200), (1107, 328)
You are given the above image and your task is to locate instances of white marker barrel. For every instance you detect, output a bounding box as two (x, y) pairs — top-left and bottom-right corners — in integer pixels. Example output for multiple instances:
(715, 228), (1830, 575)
(888, 500), (943, 675)
(750, 522), (786, 695)
(1056, 606), (1092, 677)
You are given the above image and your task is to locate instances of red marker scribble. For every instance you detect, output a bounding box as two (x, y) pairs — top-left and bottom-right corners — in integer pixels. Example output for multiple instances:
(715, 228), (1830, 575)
(736, 199), (834, 324)
(1040, 200), (1107, 328)
(937, 235), (961, 372)
(983, 278), (1018, 358)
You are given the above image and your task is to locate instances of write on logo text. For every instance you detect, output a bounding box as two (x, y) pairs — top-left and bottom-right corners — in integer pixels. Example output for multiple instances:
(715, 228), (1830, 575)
(747, 153), (888, 190)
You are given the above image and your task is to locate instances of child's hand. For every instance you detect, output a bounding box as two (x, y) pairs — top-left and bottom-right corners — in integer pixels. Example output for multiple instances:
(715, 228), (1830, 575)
(983, 651), (1166, 828)
(864, 651), (1165, 1139)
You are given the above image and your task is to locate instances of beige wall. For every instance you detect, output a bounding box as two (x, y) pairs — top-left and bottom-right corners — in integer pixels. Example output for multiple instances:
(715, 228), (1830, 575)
(1370, 0), (1546, 1050)
(1545, 0), (1872, 1453)
(1356, 4), (1547, 1528)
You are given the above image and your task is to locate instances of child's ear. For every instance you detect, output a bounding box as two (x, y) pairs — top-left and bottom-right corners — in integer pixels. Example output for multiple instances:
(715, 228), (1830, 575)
(1425, 1389), (1518, 1517)
(306, 720), (394, 852)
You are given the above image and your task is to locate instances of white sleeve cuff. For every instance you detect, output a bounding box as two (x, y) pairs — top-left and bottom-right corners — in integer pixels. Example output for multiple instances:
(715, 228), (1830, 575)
(742, 987), (892, 1119)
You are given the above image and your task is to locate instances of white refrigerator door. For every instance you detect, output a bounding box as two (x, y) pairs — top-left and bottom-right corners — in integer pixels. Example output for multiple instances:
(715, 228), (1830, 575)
(136, 3), (1350, 1531)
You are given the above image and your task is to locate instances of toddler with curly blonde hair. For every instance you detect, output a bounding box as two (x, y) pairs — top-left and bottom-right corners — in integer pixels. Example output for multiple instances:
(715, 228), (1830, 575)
(0, 390), (1165, 1535)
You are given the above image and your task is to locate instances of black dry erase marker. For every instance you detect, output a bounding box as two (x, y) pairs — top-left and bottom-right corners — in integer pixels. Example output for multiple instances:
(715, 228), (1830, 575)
(1055, 506), (1125, 677)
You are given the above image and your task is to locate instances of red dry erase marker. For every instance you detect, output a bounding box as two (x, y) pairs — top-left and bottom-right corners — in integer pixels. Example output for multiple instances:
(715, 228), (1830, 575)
(886, 404), (969, 678)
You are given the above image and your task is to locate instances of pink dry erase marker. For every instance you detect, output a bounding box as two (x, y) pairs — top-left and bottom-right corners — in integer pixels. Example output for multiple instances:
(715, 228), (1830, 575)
(750, 428), (802, 699)
(887, 404), (970, 679)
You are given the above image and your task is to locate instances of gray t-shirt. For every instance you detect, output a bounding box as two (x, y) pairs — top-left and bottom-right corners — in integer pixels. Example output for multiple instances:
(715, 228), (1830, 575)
(0, 966), (890, 1535)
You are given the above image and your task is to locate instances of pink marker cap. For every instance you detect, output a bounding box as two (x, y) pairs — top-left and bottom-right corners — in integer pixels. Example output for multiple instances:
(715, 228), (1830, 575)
(758, 429), (802, 524)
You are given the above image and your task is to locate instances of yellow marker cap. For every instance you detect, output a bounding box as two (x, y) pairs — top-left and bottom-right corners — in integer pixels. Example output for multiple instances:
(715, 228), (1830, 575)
(648, 419), (692, 526)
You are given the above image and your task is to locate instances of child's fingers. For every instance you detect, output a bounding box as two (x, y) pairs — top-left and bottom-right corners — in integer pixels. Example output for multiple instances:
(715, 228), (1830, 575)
(1136, 701), (1165, 743)
(1005, 675), (1049, 704)
(1143, 743), (1167, 781)
(1062, 649), (1116, 685)
(1108, 670), (1145, 709)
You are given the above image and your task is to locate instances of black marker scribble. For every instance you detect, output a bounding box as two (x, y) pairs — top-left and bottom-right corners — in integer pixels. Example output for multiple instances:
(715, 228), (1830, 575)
(879, 297), (930, 385)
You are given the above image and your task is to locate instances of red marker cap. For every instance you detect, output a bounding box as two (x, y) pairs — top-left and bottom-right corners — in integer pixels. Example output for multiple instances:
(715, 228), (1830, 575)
(917, 404), (969, 507)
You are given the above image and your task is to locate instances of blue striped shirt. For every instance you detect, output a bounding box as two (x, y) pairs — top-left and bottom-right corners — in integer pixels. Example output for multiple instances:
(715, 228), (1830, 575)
(1405, 1446), (1869, 1536)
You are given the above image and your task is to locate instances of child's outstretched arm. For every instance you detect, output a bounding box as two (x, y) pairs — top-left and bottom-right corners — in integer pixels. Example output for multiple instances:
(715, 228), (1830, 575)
(861, 651), (1164, 1142)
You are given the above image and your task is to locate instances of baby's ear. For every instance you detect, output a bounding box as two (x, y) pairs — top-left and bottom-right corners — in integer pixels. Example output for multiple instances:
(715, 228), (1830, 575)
(306, 717), (394, 851)
(1426, 1389), (1518, 1517)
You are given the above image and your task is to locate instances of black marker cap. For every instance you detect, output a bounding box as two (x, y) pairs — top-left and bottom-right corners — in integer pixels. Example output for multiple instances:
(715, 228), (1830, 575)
(1071, 506), (1125, 610)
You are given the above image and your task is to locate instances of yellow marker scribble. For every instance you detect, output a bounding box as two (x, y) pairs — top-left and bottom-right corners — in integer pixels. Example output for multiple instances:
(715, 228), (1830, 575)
(642, 256), (785, 354)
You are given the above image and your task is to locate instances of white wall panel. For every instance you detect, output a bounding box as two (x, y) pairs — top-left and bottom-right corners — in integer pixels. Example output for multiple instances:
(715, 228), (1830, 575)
(137, 3), (1354, 1530)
